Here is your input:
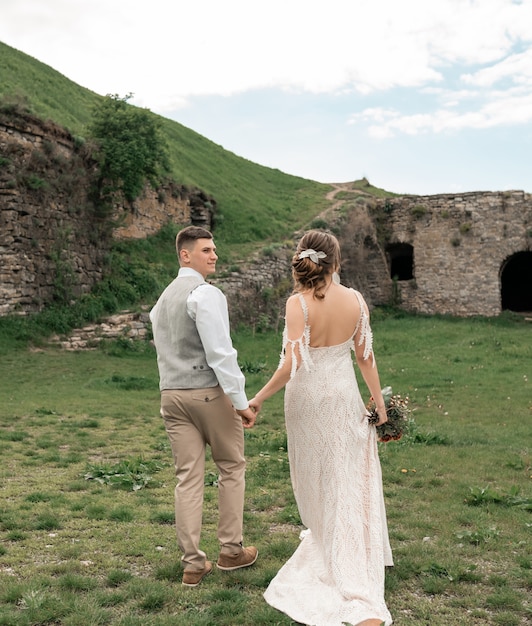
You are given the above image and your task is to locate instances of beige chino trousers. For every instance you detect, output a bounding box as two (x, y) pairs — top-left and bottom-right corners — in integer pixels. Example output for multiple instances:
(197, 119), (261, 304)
(161, 386), (246, 571)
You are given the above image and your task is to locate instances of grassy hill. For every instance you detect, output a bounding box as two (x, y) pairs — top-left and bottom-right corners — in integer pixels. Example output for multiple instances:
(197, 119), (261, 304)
(0, 40), (332, 250)
(0, 41), (395, 346)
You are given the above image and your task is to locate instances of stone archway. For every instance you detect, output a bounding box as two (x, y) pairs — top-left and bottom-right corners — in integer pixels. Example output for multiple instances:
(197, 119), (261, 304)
(500, 251), (532, 312)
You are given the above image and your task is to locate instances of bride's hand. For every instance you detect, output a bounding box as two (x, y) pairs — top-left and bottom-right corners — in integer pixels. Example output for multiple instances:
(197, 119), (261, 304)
(376, 407), (388, 426)
(249, 397), (262, 415)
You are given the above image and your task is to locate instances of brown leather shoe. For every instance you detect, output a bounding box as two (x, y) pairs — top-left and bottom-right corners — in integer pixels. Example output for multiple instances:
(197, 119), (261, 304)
(182, 561), (213, 587)
(217, 546), (258, 571)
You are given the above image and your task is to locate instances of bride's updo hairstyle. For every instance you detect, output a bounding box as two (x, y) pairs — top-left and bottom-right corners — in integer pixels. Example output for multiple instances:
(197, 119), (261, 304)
(292, 230), (341, 300)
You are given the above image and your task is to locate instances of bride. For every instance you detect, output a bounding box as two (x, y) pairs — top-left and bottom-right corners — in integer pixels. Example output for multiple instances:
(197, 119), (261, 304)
(250, 230), (393, 626)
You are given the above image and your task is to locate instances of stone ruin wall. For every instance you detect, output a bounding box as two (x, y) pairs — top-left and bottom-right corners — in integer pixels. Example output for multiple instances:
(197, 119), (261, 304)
(0, 117), (105, 315)
(1, 115), (530, 322)
(370, 190), (531, 316)
(216, 190), (531, 322)
(0, 116), (213, 316)
(214, 245), (295, 330)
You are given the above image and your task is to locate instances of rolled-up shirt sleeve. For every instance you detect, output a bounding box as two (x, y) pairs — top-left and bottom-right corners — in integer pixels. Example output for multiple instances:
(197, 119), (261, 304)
(187, 284), (249, 410)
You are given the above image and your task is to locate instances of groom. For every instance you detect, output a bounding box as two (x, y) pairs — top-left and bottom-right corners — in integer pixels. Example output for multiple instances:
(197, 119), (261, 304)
(150, 225), (258, 587)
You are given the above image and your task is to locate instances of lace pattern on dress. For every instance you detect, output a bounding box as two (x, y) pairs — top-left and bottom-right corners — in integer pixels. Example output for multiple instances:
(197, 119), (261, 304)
(353, 290), (375, 366)
(278, 294), (313, 379)
(266, 288), (392, 625)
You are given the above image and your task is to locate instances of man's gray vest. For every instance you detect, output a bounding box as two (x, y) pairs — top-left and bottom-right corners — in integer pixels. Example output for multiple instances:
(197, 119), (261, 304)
(151, 275), (218, 391)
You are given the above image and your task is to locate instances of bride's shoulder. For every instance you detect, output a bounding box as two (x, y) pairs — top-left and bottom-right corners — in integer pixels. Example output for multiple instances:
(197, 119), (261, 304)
(340, 286), (362, 302)
(285, 293), (306, 315)
(347, 287), (366, 302)
(286, 293), (302, 307)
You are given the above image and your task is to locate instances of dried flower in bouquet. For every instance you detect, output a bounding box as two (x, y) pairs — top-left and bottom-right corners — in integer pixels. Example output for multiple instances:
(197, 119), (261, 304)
(367, 386), (411, 442)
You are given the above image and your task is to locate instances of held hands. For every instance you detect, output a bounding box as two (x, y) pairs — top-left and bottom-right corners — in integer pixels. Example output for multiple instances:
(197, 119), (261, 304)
(248, 397), (262, 416)
(237, 406), (257, 429)
(236, 397), (263, 429)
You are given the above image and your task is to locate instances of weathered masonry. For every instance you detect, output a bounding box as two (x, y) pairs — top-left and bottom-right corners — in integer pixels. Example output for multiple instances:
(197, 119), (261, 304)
(1, 114), (530, 320)
(354, 191), (532, 317)
(217, 189), (532, 324)
(0, 115), (213, 316)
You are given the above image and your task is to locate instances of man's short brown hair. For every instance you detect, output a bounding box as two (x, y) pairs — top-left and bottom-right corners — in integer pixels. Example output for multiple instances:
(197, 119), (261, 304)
(176, 226), (213, 255)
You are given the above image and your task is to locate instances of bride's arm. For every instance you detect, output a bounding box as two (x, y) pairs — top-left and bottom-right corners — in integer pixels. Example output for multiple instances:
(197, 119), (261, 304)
(353, 300), (388, 426)
(248, 359), (292, 414)
(249, 296), (304, 413)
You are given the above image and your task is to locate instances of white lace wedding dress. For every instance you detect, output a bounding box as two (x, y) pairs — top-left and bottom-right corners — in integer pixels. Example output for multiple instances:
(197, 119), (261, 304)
(264, 291), (393, 626)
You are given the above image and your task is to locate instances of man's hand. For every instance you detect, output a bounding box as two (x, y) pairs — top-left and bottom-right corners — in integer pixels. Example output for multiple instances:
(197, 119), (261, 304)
(237, 406), (257, 429)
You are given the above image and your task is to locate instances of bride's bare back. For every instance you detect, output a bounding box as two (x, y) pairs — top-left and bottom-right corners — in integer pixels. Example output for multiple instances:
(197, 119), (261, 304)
(286, 282), (362, 348)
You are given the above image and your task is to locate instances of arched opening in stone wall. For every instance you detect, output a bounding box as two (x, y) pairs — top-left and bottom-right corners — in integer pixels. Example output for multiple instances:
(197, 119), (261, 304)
(500, 251), (532, 312)
(386, 243), (414, 280)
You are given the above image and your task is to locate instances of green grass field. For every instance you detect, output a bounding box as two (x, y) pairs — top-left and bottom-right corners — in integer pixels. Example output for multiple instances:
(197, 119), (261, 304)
(0, 313), (530, 625)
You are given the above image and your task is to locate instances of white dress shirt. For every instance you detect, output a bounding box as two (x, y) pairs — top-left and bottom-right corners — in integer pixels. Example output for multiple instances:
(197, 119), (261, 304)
(179, 267), (248, 410)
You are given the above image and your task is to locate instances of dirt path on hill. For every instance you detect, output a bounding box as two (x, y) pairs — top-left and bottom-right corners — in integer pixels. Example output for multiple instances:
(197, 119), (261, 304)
(311, 181), (372, 225)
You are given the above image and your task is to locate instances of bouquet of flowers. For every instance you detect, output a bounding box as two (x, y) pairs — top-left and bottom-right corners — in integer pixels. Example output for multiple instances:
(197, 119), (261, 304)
(367, 386), (411, 442)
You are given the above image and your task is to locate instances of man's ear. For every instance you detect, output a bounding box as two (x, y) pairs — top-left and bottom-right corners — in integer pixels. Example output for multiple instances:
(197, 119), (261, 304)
(179, 248), (190, 265)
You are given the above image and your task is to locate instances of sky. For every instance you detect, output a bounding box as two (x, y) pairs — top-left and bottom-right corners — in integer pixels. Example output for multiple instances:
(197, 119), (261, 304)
(1, 0), (531, 195)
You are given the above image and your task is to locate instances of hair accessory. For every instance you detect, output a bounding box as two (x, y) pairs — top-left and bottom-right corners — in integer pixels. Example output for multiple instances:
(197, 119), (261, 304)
(298, 249), (327, 264)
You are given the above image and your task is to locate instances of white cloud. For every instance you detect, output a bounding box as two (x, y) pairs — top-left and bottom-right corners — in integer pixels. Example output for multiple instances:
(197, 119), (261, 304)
(1, 0), (531, 195)
(2, 0), (532, 108)
(462, 48), (532, 87)
(352, 85), (532, 137)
